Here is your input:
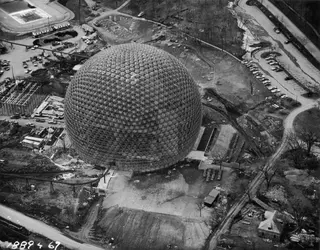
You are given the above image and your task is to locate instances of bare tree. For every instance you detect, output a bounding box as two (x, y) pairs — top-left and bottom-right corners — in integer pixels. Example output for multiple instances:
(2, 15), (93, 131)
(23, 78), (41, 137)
(286, 131), (306, 168)
(196, 199), (205, 217)
(288, 189), (313, 226)
(259, 165), (279, 190)
(296, 127), (320, 156)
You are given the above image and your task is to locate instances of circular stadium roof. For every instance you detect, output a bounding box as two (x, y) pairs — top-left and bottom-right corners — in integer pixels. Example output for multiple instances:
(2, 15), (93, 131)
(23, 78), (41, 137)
(65, 43), (202, 172)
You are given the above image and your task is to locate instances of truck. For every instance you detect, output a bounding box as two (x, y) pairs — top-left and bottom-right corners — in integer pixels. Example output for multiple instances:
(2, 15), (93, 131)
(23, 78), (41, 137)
(35, 118), (45, 123)
(10, 113), (20, 119)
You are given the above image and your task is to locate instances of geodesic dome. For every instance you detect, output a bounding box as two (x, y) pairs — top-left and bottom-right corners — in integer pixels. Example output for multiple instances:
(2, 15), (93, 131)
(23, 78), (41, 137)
(65, 43), (202, 172)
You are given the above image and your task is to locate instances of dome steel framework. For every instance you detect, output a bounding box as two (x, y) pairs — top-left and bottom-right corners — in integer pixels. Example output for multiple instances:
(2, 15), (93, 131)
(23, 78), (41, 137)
(65, 43), (202, 172)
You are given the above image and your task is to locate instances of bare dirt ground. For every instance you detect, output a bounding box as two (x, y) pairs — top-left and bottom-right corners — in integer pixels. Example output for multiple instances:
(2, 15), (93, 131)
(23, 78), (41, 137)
(93, 165), (226, 249)
(91, 13), (270, 111)
(93, 206), (210, 250)
(103, 166), (214, 220)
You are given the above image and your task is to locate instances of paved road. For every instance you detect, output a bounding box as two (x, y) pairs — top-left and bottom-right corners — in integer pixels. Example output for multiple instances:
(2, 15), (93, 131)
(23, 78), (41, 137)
(208, 1), (320, 249)
(208, 101), (316, 248)
(263, 0), (320, 61)
(0, 204), (105, 250)
(237, 0), (320, 91)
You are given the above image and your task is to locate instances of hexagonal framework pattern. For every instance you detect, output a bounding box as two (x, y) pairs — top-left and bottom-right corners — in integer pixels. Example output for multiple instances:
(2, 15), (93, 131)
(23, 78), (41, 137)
(65, 43), (202, 172)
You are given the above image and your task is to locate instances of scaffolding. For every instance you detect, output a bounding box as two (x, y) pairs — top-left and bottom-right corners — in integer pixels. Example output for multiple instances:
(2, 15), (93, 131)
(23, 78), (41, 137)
(0, 82), (46, 115)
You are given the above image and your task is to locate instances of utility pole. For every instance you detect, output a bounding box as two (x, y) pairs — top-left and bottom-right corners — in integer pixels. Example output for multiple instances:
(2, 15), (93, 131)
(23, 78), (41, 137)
(78, 0), (81, 25)
(11, 66), (15, 82)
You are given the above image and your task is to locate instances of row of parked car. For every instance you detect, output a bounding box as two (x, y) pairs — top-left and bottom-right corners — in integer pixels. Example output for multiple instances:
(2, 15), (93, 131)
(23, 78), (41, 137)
(203, 168), (222, 182)
(242, 59), (287, 98)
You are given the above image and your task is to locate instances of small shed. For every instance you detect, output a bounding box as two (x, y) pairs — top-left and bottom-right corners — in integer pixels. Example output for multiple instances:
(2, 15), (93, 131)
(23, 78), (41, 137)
(204, 189), (220, 207)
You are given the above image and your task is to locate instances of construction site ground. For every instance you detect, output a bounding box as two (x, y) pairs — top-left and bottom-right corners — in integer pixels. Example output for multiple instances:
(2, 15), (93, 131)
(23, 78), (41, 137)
(93, 13), (272, 113)
(120, 0), (244, 55)
(91, 163), (236, 250)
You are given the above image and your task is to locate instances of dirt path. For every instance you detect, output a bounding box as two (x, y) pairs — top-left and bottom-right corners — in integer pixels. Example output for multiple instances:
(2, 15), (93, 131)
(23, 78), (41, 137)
(76, 198), (103, 241)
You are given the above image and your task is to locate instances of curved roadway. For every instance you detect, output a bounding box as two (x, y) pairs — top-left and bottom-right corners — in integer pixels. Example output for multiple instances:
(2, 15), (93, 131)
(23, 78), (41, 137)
(0, 1), (319, 250)
(208, 0), (320, 248)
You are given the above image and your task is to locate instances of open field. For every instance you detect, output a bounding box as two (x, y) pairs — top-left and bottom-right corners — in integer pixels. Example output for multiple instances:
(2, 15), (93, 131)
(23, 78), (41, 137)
(0, 0), (74, 33)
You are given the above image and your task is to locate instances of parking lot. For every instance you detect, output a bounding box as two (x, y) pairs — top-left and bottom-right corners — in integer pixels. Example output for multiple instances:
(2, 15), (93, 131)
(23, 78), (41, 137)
(242, 56), (295, 100)
(0, 26), (86, 81)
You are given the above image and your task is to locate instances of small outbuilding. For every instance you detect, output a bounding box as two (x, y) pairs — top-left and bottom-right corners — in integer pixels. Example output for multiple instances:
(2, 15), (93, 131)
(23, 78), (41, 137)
(258, 210), (284, 241)
(204, 188), (220, 207)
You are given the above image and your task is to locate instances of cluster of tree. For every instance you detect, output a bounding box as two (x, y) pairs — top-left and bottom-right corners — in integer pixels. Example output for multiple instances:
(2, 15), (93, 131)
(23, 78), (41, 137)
(286, 128), (320, 171)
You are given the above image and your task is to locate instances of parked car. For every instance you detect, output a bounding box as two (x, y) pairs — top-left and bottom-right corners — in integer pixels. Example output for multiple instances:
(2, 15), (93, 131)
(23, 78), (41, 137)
(266, 58), (276, 62)
(10, 114), (20, 119)
(274, 27), (281, 34)
(52, 41), (61, 46)
(275, 68), (283, 72)
(285, 76), (293, 80)
(284, 40), (291, 44)
(35, 118), (45, 123)
(265, 56), (275, 60)
(269, 62), (279, 66)
(271, 89), (280, 93)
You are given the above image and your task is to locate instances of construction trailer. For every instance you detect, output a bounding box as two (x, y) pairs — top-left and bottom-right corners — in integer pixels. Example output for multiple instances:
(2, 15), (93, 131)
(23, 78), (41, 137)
(204, 188), (220, 207)
(21, 136), (44, 149)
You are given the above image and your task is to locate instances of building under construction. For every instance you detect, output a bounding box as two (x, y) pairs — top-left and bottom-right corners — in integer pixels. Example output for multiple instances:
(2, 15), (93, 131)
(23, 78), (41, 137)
(0, 80), (46, 115)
